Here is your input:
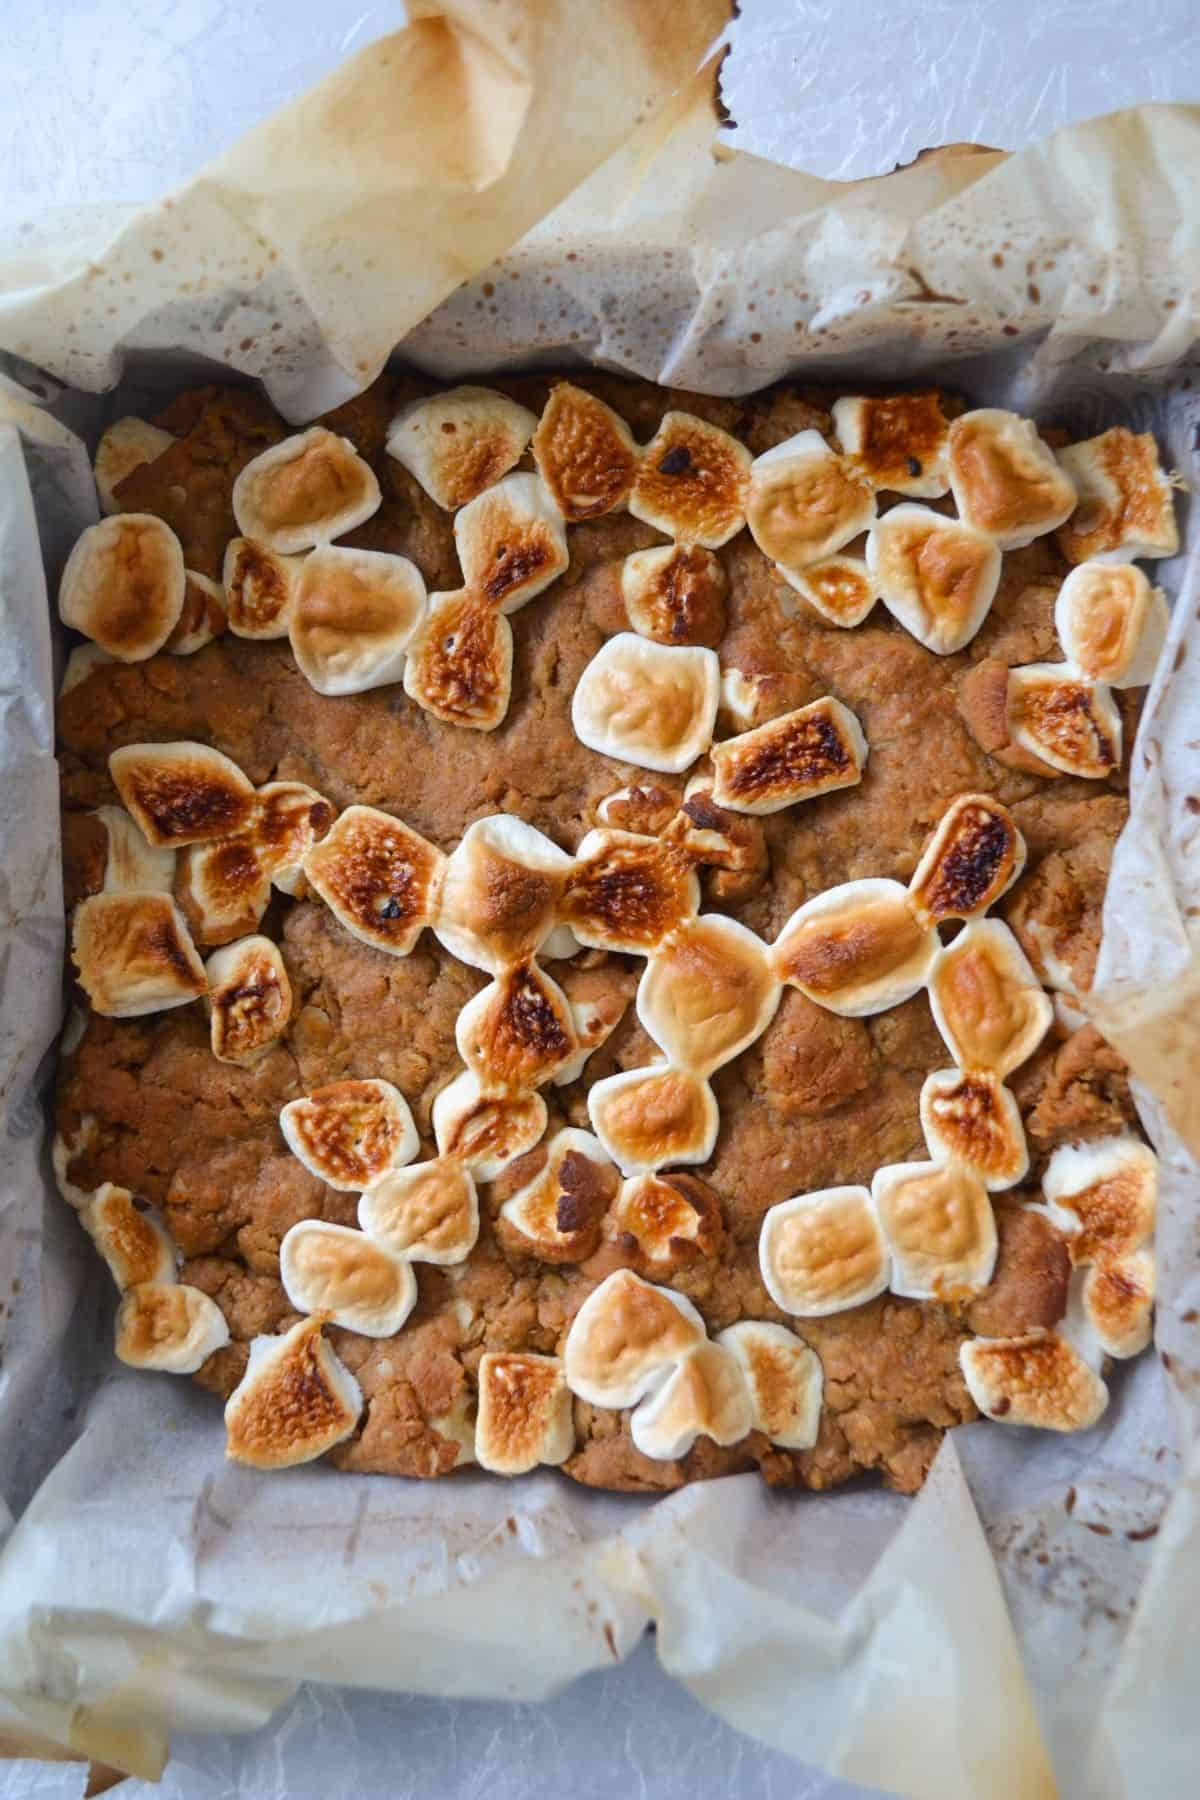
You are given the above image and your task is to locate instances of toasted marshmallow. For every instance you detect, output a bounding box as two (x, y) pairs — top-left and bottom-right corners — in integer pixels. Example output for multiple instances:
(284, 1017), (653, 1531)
(83, 1183), (178, 1290)
(254, 780), (335, 894)
(746, 430), (876, 573)
(403, 589), (514, 731)
(1080, 1253), (1155, 1359)
(560, 828), (699, 955)
(717, 1320), (823, 1449)
(553, 966), (632, 1086)
(358, 1157), (479, 1265)
(532, 382), (639, 521)
(832, 392), (950, 498)
(630, 412), (751, 549)
(206, 935), (292, 1066)
(116, 1281), (230, 1374)
(428, 1392), (478, 1468)
(176, 837), (271, 945)
(920, 1068), (1028, 1191)
(434, 814), (573, 972)
(280, 1078), (418, 1192)
(110, 741), (258, 848)
(72, 892), (207, 1017)
(959, 1332), (1108, 1431)
(387, 386), (537, 511)
(279, 1219), (417, 1337)
(866, 504), (1001, 653)
(562, 1268), (706, 1407)
(872, 1161), (997, 1301)
(431, 1069), (547, 1181)
(92, 804), (175, 894)
(630, 1341), (752, 1460)
(232, 427), (380, 553)
(60, 642), (114, 695)
(304, 804), (445, 957)
(948, 409), (1078, 549)
(1006, 665), (1122, 779)
(571, 634), (720, 774)
(784, 556), (879, 628)
(620, 544), (728, 649)
(475, 1351), (575, 1475)
(587, 1064), (718, 1177)
(668, 778), (769, 895)
(595, 783), (681, 837)
(52, 1113), (99, 1209)
(759, 1187), (889, 1317)
(709, 696), (867, 816)
(167, 572), (227, 655)
(94, 416), (176, 514)
(222, 537), (301, 640)
(59, 514), (185, 661)
(1054, 562), (1169, 688)
(456, 959), (579, 1092)
(772, 878), (937, 1016)
(907, 793), (1025, 923)
(455, 472), (569, 614)
(290, 546), (427, 694)
(1041, 1135), (1157, 1264)
(637, 914), (779, 1075)
(225, 1317), (363, 1468)
(607, 1171), (722, 1270)
(498, 1128), (617, 1263)
(928, 920), (1052, 1077)
(1056, 427), (1179, 563)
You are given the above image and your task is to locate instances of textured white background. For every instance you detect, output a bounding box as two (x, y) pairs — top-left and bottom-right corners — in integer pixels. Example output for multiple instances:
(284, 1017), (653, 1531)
(1, 2), (1196, 1796)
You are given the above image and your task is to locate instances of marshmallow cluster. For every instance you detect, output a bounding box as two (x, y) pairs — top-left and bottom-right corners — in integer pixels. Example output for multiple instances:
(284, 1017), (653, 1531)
(958, 1134), (1159, 1434)
(562, 1269), (822, 1462)
(760, 793), (1052, 1317)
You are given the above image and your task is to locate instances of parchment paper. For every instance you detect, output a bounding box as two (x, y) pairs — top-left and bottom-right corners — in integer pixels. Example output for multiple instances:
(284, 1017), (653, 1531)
(0, 7), (1197, 1795)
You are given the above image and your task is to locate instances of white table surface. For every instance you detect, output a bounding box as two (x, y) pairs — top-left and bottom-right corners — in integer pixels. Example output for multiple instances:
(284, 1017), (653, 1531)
(2, 2), (1196, 1795)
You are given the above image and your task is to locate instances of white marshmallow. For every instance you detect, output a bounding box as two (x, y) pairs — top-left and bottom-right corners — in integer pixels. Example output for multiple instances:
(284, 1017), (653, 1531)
(866, 503), (1001, 653)
(629, 1341), (753, 1460)
(92, 805), (176, 895)
(718, 1320), (823, 1449)
(60, 642), (115, 695)
(167, 571), (227, 656)
(52, 1113), (99, 1209)
(175, 836), (272, 946)
(959, 1332), (1108, 1432)
(225, 1317), (363, 1467)
(1079, 1252), (1156, 1360)
(562, 1268), (706, 1408)
(280, 1078), (419, 1193)
(387, 387), (537, 511)
(571, 634), (720, 774)
(781, 555), (879, 627)
(289, 546), (427, 695)
(232, 427), (381, 553)
(759, 1187), (890, 1318)
(279, 1219), (418, 1337)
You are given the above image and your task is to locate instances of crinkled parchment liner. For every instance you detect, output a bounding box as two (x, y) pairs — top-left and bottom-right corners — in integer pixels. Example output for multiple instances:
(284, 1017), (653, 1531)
(0, 6), (1197, 1795)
